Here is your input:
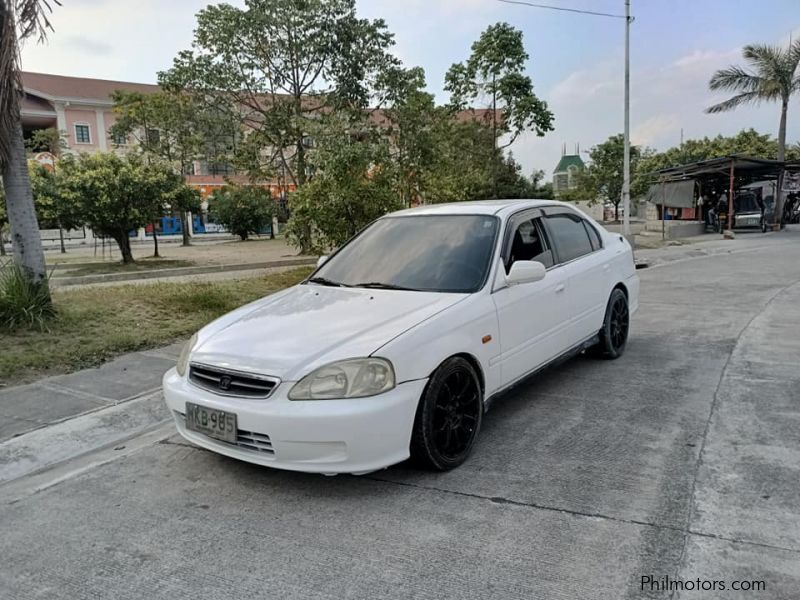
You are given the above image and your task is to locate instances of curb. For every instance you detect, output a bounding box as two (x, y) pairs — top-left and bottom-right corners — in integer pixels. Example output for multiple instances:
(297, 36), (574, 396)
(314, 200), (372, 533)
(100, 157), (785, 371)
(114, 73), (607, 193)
(0, 390), (170, 486)
(51, 257), (317, 286)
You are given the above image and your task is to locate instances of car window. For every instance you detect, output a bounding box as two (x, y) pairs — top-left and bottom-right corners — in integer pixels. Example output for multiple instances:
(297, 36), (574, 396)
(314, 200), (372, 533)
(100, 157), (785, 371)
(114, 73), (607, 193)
(506, 217), (553, 273)
(584, 221), (602, 251)
(313, 215), (499, 293)
(545, 213), (594, 263)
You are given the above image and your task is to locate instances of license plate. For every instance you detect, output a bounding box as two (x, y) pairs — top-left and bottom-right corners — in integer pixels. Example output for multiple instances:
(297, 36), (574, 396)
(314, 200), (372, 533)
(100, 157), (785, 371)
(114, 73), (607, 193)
(185, 402), (237, 443)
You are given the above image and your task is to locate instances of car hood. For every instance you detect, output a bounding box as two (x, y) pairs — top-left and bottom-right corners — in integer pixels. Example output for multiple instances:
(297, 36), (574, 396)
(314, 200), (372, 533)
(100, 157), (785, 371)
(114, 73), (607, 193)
(191, 284), (466, 381)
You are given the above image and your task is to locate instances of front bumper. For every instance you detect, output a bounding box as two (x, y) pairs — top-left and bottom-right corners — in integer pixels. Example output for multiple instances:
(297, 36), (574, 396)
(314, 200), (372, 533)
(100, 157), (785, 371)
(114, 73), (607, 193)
(162, 368), (427, 475)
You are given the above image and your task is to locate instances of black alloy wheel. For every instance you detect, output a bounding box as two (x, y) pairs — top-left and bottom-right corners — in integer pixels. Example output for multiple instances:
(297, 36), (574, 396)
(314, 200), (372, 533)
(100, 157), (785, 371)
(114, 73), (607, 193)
(411, 357), (483, 471)
(596, 288), (629, 359)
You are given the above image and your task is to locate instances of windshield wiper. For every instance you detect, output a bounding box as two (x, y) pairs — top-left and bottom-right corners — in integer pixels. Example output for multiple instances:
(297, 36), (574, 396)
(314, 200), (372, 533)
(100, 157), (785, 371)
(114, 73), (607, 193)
(307, 276), (349, 287)
(352, 282), (420, 291)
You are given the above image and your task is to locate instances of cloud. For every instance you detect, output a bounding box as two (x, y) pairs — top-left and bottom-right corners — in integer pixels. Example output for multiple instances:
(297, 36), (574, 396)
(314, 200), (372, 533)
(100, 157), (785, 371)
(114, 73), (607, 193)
(632, 114), (682, 146)
(61, 36), (114, 56)
(511, 39), (799, 177)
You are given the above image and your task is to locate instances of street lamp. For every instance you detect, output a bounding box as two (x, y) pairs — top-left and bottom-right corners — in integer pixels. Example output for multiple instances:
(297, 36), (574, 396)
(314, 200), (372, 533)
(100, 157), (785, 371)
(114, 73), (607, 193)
(499, 0), (633, 237)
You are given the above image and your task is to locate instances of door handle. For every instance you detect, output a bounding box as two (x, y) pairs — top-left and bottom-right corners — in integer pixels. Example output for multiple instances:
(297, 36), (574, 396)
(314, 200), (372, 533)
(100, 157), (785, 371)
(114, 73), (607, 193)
(555, 283), (566, 293)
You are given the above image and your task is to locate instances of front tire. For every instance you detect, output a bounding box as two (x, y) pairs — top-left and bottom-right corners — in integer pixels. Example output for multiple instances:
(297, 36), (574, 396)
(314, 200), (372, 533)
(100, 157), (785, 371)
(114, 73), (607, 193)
(410, 357), (483, 471)
(596, 289), (630, 359)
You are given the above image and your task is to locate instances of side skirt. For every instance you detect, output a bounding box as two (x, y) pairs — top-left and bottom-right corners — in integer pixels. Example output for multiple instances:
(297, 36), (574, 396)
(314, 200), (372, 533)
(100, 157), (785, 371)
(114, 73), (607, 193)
(483, 333), (600, 412)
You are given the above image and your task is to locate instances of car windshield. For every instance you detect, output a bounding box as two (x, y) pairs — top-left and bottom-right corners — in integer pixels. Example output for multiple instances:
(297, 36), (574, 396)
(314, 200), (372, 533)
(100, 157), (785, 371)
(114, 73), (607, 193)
(311, 215), (499, 293)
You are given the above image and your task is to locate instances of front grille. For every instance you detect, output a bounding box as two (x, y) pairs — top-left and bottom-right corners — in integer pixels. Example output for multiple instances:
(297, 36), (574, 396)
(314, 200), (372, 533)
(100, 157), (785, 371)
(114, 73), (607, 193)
(176, 412), (275, 455)
(189, 363), (279, 399)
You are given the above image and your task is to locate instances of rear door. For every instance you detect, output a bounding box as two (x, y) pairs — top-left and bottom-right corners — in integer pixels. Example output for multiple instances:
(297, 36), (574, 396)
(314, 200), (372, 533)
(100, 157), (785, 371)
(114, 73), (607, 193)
(491, 210), (573, 385)
(542, 209), (609, 345)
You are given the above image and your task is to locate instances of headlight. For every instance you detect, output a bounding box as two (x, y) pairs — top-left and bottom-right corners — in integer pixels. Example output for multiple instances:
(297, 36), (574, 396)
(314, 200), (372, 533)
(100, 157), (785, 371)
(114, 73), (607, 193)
(288, 358), (395, 400)
(176, 333), (198, 377)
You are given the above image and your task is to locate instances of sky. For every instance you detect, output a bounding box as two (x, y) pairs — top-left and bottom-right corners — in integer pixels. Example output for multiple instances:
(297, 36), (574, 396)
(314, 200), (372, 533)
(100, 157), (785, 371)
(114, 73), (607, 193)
(20, 0), (800, 177)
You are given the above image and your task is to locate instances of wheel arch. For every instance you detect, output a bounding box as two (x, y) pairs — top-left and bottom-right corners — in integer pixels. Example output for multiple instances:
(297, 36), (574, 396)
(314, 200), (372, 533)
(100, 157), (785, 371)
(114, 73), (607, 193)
(613, 281), (629, 299)
(429, 352), (486, 400)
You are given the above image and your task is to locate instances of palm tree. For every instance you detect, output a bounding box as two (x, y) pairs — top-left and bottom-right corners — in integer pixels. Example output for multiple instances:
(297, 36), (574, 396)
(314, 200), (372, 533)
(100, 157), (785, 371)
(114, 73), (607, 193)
(706, 41), (800, 228)
(0, 0), (58, 287)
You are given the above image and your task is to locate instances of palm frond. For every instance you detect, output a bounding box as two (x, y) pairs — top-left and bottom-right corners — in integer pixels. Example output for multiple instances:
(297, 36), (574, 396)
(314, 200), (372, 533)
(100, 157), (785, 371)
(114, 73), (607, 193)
(708, 66), (763, 93)
(16, 0), (59, 42)
(705, 91), (763, 114)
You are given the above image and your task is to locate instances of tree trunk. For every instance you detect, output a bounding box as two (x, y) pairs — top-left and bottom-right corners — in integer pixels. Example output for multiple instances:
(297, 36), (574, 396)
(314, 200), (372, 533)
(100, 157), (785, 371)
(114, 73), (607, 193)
(614, 202), (620, 222)
(58, 223), (66, 253)
(1, 121), (48, 285)
(181, 211), (191, 246)
(774, 98), (788, 230)
(0, 230), (6, 256)
(152, 223), (160, 258)
(112, 231), (135, 264)
(491, 73), (498, 200)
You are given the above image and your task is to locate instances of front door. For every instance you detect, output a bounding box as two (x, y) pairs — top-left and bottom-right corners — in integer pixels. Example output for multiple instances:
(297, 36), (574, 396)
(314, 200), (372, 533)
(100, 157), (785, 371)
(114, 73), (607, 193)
(491, 213), (573, 386)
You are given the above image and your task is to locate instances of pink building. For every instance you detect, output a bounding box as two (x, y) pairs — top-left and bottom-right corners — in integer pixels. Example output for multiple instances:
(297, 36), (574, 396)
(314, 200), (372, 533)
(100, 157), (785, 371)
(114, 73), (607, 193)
(21, 71), (160, 153)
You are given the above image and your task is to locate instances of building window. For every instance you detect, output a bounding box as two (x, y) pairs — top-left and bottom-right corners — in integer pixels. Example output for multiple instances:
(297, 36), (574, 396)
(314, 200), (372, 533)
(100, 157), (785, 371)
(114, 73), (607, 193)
(74, 123), (91, 144)
(111, 130), (127, 145)
(146, 128), (160, 146)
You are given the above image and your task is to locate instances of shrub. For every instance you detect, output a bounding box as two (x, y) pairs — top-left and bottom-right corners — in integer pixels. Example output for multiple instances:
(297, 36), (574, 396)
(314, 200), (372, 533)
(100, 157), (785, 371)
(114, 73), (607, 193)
(0, 263), (56, 330)
(209, 185), (274, 241)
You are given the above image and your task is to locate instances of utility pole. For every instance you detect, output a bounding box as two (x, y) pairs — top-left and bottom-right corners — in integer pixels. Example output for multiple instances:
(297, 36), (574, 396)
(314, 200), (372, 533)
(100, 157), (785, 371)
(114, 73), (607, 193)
(498, 0), (632, 228)
(622, 0), (631, 237)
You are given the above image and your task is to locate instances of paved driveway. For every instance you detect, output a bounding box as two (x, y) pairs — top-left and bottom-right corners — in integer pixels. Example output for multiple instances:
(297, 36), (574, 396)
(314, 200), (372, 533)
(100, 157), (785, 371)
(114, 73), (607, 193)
(2, 232), (799, 599)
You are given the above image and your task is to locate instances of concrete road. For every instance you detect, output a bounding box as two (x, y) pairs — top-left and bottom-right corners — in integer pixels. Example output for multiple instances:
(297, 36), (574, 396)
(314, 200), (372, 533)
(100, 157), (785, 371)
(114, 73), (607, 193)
(2, 231), (800, 599)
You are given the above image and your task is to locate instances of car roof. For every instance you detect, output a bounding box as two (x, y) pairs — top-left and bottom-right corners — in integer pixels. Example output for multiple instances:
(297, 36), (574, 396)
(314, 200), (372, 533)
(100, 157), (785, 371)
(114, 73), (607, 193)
(386, 199), (569, 218)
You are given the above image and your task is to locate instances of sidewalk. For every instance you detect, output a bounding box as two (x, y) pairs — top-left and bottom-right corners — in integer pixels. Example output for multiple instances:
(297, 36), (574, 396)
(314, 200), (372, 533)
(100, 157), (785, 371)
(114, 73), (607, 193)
(0, 343), (180, 443)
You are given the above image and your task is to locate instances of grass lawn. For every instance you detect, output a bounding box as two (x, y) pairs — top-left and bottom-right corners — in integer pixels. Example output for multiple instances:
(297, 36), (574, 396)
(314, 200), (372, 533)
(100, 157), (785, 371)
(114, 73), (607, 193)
(0, 267), (312, 386)
(51, 258), (194, 277)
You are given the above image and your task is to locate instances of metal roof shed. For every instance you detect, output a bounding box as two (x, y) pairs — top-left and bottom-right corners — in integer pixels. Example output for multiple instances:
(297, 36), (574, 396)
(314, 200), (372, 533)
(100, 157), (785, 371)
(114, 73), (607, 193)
(649, 155), (800, 229)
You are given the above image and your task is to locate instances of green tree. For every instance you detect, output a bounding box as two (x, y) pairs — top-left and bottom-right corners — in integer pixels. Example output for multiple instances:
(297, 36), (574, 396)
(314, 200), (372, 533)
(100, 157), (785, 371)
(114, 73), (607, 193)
(375, 66), (440, 207)
(59, 153), (184, 264)
(286, 128), (401, 251)
(209, 185), (274, 241)
(111, 90), (207, 246)
(639, 128), (800, 174)
(445, 22), (554, 198)
(160, 0), (398, 187)
(24, 127), (65, 155)
(28, 161), (80, 254)
(494, 153), (536, 199)
(0, 0), (54, 291)
(530, 169), (555, 199)
(422, 119), (496, 204)
(573, 134), (649, 221)
(706, 41), (800, 225)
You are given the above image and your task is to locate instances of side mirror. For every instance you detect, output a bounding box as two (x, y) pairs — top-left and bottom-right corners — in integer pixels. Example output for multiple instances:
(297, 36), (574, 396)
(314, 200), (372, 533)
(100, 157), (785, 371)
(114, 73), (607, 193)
(316, 255), (329, 268)
(506, 260), (546, 286)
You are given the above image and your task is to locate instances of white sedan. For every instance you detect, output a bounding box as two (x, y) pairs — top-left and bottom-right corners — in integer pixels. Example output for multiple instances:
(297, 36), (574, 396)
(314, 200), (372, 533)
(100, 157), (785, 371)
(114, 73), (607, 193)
(163, 199), (639, 474)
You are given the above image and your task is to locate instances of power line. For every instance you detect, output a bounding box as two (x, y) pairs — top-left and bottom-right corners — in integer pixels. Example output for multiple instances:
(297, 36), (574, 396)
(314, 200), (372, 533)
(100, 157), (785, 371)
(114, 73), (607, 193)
(496, 0), (626, 19)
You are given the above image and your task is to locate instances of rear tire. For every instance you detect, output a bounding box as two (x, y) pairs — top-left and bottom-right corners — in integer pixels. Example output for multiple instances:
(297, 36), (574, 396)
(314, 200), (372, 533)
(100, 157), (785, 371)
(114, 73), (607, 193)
(595, 289), (630, 359)
(410, 357), (483, 471)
